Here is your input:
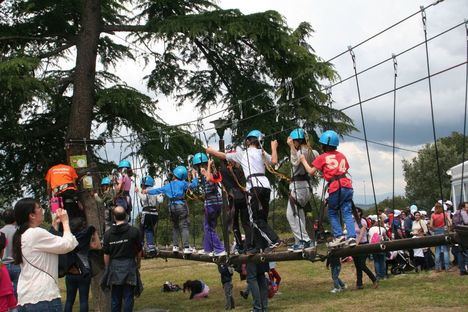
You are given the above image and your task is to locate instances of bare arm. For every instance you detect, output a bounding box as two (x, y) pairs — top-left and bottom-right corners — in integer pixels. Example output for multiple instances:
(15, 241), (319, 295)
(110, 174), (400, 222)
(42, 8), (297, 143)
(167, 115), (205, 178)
(206, 147), (227, 160)
(300, 155), (317, 175)
(270, 140), (278, 165)
(104, 254), (110, 266)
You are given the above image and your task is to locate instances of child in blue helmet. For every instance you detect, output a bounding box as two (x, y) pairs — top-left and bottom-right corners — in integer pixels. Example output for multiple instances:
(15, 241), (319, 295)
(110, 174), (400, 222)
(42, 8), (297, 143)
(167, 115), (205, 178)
(300, 130), (357, 248)
(142, 166), (198, 254)
(114, 160), (133, 216)
(136, 176), (162, 257)
(192, 153), (226, 257)
(206, 130), (280, 254)
(94, 176), (116, 231)
(279, 128), (318, 251)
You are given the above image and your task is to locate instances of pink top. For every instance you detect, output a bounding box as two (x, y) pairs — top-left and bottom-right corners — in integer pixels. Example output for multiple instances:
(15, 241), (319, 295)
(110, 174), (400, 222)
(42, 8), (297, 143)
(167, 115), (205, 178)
(354, 218), (368, 243)
(0, 264), (15, 298)
(119, 174), (132, 192)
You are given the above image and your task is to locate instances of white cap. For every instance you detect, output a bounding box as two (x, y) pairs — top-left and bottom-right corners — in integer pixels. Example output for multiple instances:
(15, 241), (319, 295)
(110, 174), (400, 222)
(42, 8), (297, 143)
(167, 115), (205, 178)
(394, 209), (401, 217)
(431, 206), (435, 212)
(420, 210), (427, 216)
(369, 215), (378, 221)
(445, 200), (453, 206)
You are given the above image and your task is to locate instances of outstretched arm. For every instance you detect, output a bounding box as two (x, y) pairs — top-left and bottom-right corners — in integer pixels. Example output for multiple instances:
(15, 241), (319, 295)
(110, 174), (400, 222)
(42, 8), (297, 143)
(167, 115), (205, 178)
(299, 155), (317, 175)
(270, 140), (278, 165)
(206, 147), (227, 160)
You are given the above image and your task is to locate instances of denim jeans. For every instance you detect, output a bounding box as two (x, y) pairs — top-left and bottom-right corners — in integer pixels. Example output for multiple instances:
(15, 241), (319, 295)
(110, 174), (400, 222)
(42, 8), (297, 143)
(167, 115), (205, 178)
(170, 203), (190, 248)
(373, 253), (386, 279)
(247, 262), (269, 312)
(111, 284), (135, 312)
(64, 274), (91, 312)
(19, 298), (62, 312)
(6, 263), (20, 298)
(327, 187), (356, 238)
(331, 263), (345, 289)
(433, 227), (450, 270)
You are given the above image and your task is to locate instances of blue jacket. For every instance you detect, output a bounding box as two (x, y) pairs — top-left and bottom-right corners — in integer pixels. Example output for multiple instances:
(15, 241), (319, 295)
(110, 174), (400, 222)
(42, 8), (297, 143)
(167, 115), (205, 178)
(147, 178), (198, 204)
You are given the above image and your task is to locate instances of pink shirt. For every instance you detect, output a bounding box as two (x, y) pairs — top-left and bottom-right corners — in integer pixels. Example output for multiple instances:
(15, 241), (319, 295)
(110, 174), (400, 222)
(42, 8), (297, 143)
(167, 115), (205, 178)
(354, 218), (368, 243)
(119, 174), (132, 192)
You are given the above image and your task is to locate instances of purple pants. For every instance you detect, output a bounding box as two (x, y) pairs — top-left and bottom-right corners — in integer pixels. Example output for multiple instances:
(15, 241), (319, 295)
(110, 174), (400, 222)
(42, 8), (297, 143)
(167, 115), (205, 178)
(203, 202), (225, 253)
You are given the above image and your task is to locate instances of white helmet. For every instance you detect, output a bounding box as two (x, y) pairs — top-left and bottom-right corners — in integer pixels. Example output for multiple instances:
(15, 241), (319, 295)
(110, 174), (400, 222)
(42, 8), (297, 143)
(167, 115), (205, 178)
(445, 200), (453, 207)
(410, 205), (418, 214)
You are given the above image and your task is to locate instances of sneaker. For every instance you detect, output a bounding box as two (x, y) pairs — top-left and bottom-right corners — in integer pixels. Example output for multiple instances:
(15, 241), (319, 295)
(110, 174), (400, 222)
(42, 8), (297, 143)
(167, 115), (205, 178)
(198, 249), (207, 255)
(145, 247), (158, 258)
(340, 283), (347, 290)
(183, 247), (194, 254)
(214, 250), (227, 257)
(172, 246), (180, 253)
(373, 281), (379, 289)
(303, 240), (315, 250)
(288, 243), (303, 252)
(460, 271), (468, 276)
(328, 236), (346, 248)
(356, 285), (364, 290)
(330, 288), (341, 293)
(240, 290), (248, 300)
(347, 238), (357, 247)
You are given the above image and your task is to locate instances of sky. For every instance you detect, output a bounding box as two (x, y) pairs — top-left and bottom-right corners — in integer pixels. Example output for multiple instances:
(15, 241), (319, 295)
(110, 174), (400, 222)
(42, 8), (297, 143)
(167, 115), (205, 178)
(103, 0), (468, 204)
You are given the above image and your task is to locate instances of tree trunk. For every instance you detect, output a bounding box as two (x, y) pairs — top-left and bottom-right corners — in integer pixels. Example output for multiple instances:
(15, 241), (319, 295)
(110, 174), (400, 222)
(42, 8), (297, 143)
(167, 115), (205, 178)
(67, 1), (110, 311)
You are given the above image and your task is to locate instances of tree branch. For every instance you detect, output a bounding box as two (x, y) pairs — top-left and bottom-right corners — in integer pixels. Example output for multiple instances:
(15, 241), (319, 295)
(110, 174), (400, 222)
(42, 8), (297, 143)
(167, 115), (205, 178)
(37, 41), (76, 59)
(102, 24), (148, 33)
(193, 38), (235, 95)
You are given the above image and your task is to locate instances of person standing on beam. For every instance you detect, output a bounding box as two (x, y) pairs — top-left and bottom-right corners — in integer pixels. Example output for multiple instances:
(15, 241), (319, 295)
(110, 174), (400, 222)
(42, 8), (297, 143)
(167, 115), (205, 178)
(300, 130), (357, 248)
(281, 128), (317, 252)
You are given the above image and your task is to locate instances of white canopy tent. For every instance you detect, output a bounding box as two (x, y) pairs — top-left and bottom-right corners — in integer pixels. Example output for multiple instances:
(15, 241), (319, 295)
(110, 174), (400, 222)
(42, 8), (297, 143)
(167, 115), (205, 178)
(447, 160), (468, 209)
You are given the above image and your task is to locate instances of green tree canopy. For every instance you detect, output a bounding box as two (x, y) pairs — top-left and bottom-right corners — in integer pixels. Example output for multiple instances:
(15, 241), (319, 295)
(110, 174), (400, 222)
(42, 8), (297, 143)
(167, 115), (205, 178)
(0, 0), (354, 204)
(403, 132), (468, 210)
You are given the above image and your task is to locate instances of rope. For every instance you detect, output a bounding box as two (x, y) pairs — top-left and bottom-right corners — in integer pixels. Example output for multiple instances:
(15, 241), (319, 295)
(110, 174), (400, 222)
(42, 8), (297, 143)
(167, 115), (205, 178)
(392, 54), (398, 213)
(348, 47), (380, 226)
(421, 7), (446, 226)
(460, 21), (468, 207)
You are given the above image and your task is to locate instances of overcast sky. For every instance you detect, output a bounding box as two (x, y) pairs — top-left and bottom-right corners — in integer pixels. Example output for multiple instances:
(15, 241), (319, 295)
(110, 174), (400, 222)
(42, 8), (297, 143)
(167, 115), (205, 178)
(104, 0), (467, 203)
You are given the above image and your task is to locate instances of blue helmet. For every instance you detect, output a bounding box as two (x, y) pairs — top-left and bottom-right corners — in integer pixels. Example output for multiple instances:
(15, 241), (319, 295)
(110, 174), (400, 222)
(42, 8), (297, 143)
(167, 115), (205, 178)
(246, 130), (263, 139)
(101, 177), (111, 186)
(290, 128), (305, 140)
(192, 152), (209, 165)
(118, 160), (131, 169)
(142, 176), (155, 187)
(173, 166), (188, 180)
(319, 130), (339, 147)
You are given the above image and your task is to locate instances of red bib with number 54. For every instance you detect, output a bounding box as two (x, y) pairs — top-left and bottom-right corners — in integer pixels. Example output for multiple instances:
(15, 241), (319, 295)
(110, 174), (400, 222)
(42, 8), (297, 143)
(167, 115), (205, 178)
(312, 151), (352, 193)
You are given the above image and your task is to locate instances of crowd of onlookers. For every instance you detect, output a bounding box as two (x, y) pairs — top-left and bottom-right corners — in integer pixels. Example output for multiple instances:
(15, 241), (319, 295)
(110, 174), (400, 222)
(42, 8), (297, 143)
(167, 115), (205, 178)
(365, 200), (467, 275)
(327, 200), (468, 294)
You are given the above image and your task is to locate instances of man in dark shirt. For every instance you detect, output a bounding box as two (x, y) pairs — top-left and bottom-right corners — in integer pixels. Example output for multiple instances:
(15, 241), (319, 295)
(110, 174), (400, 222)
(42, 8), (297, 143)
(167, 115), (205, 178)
(103, 206), (142, 312)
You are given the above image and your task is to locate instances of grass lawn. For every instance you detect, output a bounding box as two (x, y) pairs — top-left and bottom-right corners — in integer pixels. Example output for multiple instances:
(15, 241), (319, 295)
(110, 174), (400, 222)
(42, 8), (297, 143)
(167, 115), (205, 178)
(60, 248), (468, 311)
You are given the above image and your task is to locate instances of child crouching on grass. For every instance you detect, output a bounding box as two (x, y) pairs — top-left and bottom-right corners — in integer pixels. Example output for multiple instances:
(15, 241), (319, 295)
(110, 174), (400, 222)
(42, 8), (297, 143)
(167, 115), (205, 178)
(183, 280), (210, 300)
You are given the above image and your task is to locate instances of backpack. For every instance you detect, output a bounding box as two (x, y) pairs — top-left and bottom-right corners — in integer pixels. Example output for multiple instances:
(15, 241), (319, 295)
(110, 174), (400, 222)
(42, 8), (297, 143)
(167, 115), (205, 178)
(370, 231), (382, 244)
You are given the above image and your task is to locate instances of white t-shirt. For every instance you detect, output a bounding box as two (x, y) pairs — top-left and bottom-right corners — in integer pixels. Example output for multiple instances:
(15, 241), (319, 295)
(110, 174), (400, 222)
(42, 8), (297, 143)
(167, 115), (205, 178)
(17, 227), (78, 305)
(226, 147), (272, 190)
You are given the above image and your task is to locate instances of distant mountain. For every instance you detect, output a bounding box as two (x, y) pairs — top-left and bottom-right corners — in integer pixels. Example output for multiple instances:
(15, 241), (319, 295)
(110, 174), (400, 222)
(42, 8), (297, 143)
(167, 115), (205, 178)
(353, 192), (404, 206)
